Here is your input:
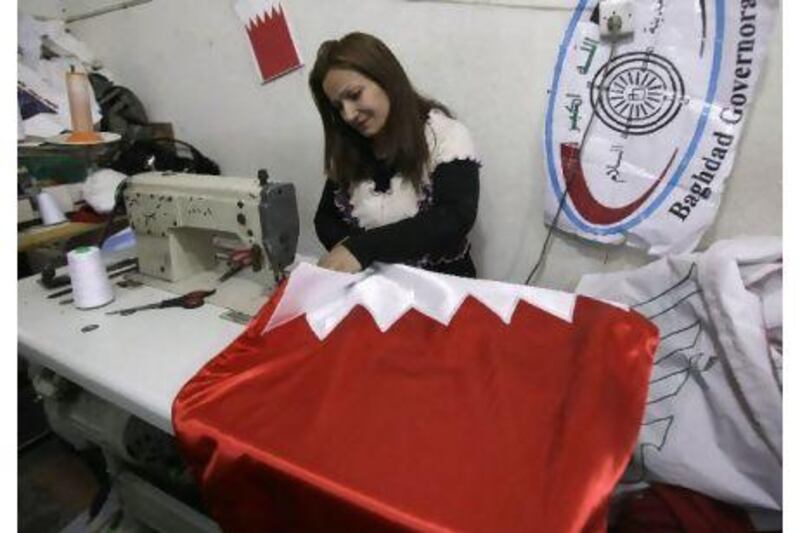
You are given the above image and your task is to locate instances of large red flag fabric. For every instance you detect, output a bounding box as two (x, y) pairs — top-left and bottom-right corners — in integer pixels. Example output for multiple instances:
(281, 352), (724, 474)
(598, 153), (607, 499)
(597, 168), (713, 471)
(173, 264), (658, 532)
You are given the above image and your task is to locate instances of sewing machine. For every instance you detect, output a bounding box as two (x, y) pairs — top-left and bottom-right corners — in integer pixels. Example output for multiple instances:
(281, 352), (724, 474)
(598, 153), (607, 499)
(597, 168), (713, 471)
(122, 170), (299, 315)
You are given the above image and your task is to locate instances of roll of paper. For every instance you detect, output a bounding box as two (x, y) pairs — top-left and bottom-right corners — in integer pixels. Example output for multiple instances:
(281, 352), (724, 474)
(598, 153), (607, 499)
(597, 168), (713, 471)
(36, 191), (67, 225)
(67, 246), (114, 309)
(65, 70), (101, 143)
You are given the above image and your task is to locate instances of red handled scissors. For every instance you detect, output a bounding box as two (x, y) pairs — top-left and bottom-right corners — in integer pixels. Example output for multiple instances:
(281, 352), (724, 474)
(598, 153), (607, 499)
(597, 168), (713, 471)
(218, 248), (255, 283)
(106, 289), (216, 316)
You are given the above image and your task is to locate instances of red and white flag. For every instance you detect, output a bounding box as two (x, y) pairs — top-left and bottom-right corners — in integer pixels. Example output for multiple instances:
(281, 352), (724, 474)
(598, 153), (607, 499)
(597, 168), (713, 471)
(173, 263), (658, 532)
(233, 0), (302, 83)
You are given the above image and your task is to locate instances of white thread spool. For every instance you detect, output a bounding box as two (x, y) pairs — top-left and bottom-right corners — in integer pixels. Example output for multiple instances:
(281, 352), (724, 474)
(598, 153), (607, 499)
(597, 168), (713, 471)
(67, 246), (114, 309)
(36, 191), (67, 225)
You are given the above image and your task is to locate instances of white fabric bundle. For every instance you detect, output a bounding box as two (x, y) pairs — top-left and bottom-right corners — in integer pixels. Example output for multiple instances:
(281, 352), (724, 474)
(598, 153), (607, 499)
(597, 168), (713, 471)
(577, 237), (782, 525)
(82, 169), (127, 214)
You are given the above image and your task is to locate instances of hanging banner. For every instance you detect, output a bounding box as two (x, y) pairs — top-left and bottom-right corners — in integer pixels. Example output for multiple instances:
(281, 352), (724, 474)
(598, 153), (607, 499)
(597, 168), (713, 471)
(543, 0), (778, 255)
(18, 62), (102, 138)
(233, 0), (303, 83)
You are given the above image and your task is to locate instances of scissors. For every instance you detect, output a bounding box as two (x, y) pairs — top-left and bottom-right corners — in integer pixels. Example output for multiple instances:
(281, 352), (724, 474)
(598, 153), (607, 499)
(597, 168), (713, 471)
(106, 289), (216, 316)
(218, 248), (255, 283)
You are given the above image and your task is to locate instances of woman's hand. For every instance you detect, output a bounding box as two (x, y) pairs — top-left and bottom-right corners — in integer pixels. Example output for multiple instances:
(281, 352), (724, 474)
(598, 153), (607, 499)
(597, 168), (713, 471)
(318, 244), (362, 273)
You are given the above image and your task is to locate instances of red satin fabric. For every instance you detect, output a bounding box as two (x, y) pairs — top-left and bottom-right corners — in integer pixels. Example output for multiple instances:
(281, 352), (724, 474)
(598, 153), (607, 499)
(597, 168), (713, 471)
(173, 288), (658, 532)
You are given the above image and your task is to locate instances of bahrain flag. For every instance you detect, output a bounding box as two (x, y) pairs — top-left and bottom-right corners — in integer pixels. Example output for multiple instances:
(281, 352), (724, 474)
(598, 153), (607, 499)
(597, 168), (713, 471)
(233, 0), (302, 83)
(173, 263), (658, 532)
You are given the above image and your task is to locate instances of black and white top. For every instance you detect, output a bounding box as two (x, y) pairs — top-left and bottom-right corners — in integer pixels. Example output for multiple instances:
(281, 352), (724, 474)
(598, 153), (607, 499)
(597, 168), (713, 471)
(314, 109), (481, 277)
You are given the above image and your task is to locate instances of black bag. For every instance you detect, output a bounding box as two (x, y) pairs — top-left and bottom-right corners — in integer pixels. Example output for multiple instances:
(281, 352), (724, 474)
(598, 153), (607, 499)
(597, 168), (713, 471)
(88, 73), (149, 140)
(89, 74), (221, 175)
(111, 138), (221, 176)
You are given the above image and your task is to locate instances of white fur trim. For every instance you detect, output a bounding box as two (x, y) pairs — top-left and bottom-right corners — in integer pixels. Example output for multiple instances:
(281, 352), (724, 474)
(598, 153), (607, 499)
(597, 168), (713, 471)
(349, 176), (420, 229)
(425, 110), (480, 167)
(344, 110), (478, 229)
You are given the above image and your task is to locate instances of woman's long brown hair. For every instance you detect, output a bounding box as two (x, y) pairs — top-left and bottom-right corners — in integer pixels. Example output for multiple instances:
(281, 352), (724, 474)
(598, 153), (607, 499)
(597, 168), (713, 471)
(309, 32), (450, 189)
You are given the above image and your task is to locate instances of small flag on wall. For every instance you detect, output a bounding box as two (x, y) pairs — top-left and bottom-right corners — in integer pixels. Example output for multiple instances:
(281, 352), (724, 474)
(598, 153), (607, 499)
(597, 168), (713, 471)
(233, 0), (303, 83)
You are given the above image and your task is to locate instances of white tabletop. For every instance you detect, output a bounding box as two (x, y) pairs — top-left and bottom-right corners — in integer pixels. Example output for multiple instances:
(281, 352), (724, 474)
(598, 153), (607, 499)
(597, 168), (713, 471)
(18, 270), (249, 435)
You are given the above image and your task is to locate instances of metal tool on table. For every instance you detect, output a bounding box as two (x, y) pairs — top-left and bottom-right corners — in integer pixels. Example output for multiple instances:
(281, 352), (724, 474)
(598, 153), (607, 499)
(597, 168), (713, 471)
(106, 289), (216, 316)
(217, 247), (256, 283)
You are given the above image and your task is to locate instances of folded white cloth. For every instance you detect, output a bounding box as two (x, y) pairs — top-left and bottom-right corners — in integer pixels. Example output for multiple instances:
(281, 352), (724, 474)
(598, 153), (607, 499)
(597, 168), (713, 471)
(82, 169), (127, 214)
(578, 236), (782, 517)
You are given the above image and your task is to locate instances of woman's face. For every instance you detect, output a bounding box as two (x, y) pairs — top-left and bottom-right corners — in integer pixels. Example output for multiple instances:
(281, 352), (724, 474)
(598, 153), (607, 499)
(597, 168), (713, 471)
(322, 68), (391, 138)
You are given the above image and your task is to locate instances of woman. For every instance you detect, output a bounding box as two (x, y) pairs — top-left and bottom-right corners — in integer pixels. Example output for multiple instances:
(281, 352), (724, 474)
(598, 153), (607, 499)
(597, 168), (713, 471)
(309, 32), (481, 278)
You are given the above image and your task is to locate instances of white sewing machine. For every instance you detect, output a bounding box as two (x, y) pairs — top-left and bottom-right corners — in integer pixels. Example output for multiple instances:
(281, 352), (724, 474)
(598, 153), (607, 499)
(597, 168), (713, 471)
(19, 170), (302, 532)
(122, 170), (299, 315)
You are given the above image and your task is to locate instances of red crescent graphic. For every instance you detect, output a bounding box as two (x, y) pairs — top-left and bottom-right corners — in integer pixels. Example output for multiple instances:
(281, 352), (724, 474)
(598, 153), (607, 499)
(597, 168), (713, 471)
(560, 143), (678, 225)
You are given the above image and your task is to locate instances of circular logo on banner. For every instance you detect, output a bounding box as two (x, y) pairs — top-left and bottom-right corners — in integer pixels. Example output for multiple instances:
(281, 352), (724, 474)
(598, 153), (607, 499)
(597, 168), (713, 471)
(590, 51), (685, 136)
(543, 0), (730, 241)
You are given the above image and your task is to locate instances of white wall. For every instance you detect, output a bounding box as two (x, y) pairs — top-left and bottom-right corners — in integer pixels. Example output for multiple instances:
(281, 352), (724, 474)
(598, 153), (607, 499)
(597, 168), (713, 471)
(21, 0), (783, 289)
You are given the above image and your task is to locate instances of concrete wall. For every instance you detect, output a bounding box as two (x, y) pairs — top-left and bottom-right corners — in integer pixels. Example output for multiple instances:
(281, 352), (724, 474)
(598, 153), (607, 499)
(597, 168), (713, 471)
(20, 0), (782, 289)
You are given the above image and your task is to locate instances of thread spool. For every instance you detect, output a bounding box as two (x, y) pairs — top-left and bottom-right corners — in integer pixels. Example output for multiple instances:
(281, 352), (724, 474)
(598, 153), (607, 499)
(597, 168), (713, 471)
(36, 191), (67, 225)
(67, 246), (114, 309)
(65, 69), (101, 143)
